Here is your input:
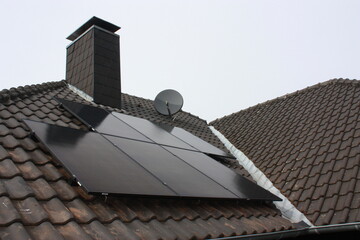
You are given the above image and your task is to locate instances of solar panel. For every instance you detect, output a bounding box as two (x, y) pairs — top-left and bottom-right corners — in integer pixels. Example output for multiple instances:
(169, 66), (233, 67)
(55, 98), (150, 142)
(163, 146), (280, 200)
(157, 123), (230, 157)
(105, 135), (237, 198)
(23, 119), (175, 196)
(112, 112), (197, 151)
(56, 98), (229, 156)
(24, 119), (280, 201)
(46, 98), (282, 201)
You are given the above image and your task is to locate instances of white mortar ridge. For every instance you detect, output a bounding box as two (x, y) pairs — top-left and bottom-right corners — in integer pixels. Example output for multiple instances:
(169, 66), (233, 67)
(68, 84), (94, 102)
(209, 126), (314, 227)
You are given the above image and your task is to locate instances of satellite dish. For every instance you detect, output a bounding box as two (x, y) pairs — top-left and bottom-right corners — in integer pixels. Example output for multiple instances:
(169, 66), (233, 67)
(154, 89), (183, 116)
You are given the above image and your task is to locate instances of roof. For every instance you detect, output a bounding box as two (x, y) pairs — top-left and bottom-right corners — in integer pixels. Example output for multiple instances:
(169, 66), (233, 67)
(0, 81), (295, 239)
(211, 78), (360, 226)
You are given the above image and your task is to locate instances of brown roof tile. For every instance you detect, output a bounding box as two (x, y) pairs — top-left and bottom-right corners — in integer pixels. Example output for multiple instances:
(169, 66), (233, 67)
(0, 197), (21, 226)
(0, 81), (295, 239)
(0, 159), (21, 178)
(50, 180), (78, 201)
(65, 199), (97, 224)
(17, 161), (43, 180)
(8, 147), (31, 163)
(13, 197), (48, 225)
(42, 198), (74, 224)
(212, 79), (360, 226)
(56, 221), (93, 240)
(3, 176), (34, 199)
(81, 220), (115, 240)
(0, 222), (32, 240)
(27, 178), (57, 200)
(26, 222), (65, 240)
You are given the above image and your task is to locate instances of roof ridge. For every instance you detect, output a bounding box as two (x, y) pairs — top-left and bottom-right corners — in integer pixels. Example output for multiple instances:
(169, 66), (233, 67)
(0, 80), (67, 104)
(210, 78), (360, 123)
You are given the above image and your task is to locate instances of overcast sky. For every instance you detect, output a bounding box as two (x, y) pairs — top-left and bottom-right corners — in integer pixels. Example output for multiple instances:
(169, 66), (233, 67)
(1, 0), (359, 122)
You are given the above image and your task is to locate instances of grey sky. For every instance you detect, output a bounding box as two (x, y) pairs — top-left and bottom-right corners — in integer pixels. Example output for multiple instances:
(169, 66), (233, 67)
(1, 0), (359, 122)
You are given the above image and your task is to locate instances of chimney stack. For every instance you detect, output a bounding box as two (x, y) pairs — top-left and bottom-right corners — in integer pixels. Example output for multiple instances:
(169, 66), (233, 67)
(66, 16), (121, 109)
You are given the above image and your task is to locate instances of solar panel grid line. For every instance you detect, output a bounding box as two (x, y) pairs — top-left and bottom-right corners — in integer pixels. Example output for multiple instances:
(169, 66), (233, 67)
(105, 135), (238, 199)
(56, 97), (228, 157)
(99, 132), (180, 196)
(161, 126), (228, 157)
(22, 119), (177, 197)
(111, 112), (198, 151)
(55, 97), (154, 143)
(163, 146), (245, 199)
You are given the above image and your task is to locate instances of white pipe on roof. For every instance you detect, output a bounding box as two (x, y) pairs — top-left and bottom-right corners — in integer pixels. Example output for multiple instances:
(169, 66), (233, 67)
(209, 126), (314, 226)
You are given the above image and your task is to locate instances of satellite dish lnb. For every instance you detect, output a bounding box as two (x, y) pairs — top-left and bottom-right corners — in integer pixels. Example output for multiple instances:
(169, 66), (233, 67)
(154, 89), (183, 116)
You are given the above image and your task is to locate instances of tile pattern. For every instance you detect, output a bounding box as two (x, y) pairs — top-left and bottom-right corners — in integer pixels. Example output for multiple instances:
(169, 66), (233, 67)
(211, 79), (360, 226)
(0, 81), (295, 239)
(66, 29), (94, 97)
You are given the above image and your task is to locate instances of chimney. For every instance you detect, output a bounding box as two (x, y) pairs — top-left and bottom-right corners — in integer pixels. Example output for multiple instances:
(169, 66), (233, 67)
(66, 16), (121, 109)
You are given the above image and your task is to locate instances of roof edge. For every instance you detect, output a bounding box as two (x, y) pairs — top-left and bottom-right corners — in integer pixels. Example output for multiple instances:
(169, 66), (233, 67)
(210, 78), (360, 124)
(0, 80), (67, 104)
(209, 126), (314, 226)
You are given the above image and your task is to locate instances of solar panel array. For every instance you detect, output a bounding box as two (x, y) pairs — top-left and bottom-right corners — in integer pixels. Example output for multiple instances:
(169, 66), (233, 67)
(23, 98), (281, 201)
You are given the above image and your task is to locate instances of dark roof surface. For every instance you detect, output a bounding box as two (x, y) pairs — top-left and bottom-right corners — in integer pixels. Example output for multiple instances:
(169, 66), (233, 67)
(211, 79), (360, 226)
(0, 81), (294, 239)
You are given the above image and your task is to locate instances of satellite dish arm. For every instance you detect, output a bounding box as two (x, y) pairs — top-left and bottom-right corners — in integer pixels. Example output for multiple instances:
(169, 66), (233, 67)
(166, 101), (172, 116)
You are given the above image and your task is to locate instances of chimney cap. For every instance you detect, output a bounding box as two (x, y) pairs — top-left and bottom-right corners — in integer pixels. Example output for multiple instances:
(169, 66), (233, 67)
(67, 16), (120, 41)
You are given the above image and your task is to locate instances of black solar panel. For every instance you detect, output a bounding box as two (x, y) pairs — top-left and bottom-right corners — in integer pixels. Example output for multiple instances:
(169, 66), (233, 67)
(24, 119), (280, 200)
(56, 98), (150, 142)
(105, 135), (237, 198)
(112, 112), (197, 151)
(56, 98), (229, 157)
(158, 123), (230, 157)
(23, 120), (175, 196)
(40, 98), (283, 201)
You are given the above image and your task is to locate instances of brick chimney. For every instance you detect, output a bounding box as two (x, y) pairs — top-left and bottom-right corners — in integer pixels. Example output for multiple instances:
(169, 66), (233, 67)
(66, 16), (121, 108)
